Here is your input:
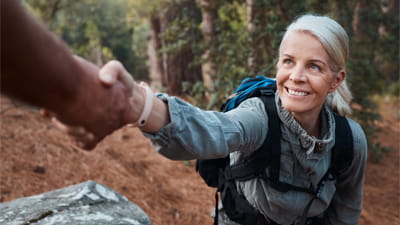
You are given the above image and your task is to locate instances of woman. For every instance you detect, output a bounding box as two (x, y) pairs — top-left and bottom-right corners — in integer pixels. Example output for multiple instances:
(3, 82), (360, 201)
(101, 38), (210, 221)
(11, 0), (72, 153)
(68, 14), (368, 225)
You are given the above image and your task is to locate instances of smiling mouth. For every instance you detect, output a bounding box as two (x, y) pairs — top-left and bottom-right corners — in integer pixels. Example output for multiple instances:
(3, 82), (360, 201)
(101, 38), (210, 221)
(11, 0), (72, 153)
(286, 87), (310, 96)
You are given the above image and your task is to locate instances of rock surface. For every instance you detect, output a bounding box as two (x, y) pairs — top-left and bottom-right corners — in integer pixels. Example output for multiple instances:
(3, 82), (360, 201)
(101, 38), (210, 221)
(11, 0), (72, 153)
(0, 180), (151, 225)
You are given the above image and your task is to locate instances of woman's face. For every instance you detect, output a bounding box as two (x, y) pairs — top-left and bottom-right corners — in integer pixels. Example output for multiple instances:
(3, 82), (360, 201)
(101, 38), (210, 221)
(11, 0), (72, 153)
(276, 31), (344, 120)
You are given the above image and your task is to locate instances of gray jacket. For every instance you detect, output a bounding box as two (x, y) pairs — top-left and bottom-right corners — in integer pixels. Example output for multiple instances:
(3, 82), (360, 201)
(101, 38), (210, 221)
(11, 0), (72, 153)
(144, 93), (367, 225)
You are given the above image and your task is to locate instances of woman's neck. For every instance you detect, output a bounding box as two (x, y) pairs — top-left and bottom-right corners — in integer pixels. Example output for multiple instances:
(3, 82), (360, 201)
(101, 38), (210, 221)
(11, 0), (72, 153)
(292, 112), (321, 138)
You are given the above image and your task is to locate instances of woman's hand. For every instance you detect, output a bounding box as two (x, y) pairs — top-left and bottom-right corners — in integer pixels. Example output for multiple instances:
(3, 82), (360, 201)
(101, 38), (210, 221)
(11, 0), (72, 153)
(96, 60), (170, 133)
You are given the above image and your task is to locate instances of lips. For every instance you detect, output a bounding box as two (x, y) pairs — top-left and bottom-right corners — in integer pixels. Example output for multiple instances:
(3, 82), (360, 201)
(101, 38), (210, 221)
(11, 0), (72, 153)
(286, 87), (310, 96)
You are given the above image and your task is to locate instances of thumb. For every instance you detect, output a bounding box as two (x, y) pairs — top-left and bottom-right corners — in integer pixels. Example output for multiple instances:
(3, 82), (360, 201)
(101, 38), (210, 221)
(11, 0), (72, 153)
(99, 60), (134, 89)
(40, 108), (55, 118)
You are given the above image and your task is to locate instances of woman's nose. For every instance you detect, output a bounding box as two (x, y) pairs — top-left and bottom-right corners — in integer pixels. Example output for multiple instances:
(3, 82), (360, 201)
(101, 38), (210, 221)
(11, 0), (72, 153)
(289, 65), (307, 82)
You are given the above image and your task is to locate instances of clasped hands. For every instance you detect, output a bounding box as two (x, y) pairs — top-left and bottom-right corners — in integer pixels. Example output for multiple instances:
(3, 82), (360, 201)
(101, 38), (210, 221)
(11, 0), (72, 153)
(46, 59), (147, 150)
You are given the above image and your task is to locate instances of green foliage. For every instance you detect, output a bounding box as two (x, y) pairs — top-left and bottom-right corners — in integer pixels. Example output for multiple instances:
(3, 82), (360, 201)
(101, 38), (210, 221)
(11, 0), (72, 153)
(159, 0), (202, 58)
(24, 0), (148, 80)
(388, 82), (400, 97)
(182, 81), (207, 107)
(195, 2), (251, 109)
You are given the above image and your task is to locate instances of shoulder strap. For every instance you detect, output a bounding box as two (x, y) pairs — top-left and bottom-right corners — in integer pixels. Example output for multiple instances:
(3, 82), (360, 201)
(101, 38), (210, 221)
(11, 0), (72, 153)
(331, 114), (354, 178)
(228, 86), (281, 181)
(196, 77), (277, 189)
(221, 86), (281, 225)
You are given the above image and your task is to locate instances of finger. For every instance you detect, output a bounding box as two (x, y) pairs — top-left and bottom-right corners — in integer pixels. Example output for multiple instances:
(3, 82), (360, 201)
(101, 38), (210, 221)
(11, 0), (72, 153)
(65, 126), (87, 136)
(99, 60), (134, 89)
(72, 55), (86, 63)
(78, 140), (97, 151)
(40, 109), (54, 118)
(51, 117), (69, 132)
(78, 132), (99, 150)
(51, 117), (89, 138)
(118, 67), (135, 90)
(73, 132), (96, 150)
(99, 60), (123, 86)
(99, 71), (117, 86)
(55, 123), (96, 150)
(46, 99), (99, 150)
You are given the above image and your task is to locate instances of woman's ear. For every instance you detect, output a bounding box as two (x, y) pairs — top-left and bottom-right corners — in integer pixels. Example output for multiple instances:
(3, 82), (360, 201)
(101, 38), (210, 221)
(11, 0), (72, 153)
(329, 70), (346, 93)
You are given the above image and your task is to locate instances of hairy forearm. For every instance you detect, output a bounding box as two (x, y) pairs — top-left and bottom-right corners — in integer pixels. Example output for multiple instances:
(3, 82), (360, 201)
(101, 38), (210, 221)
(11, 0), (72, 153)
(0, 0), (85, 113)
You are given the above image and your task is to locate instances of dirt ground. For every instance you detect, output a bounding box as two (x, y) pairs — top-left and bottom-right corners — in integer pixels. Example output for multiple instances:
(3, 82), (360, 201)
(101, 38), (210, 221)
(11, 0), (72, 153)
(0, 95), (399, 225)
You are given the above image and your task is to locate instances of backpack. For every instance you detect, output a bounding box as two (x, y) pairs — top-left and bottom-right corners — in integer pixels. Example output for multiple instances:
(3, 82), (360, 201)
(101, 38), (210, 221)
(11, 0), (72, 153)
(195, 76), (354, 225)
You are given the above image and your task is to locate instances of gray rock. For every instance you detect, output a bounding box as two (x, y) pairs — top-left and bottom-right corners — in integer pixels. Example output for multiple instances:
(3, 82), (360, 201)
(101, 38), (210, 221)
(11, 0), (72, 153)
(0, 180), (151, 225)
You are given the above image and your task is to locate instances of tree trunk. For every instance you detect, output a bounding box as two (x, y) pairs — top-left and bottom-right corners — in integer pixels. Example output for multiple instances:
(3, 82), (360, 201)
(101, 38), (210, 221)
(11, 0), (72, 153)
(159, 0), (202, 95)
(199, 0), (219, 91)
(148, 15), (165, 88)
(352, 0), (380, 41)
(182, 0), (203, 85)
(246, 0), (271, 75)
(159, 9), (176, 93)
(380, 0), (399, 82)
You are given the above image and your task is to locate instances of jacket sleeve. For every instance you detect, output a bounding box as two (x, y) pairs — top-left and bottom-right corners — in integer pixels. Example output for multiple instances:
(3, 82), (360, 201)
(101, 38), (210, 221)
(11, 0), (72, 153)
(143, 95), (268, 160)
(324, 119), (368, 225)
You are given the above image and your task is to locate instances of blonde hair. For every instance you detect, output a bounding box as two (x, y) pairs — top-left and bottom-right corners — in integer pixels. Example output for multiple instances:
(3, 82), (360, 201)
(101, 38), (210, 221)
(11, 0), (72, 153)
(280, 14), (353, 116)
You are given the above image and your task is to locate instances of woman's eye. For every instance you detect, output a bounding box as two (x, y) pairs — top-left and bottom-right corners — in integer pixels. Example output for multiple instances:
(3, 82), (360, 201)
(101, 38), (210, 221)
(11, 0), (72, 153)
(283, 59), (293, 65)
(310, 63), (321, 71)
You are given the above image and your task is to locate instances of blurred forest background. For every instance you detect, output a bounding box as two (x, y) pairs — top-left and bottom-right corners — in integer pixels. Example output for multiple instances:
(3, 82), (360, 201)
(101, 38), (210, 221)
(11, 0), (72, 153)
(24, 0), (399, 161)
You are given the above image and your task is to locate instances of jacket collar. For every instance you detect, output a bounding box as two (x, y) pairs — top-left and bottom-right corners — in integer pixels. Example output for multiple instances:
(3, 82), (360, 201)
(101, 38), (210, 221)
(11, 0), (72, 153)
(275, 94), (335, 155)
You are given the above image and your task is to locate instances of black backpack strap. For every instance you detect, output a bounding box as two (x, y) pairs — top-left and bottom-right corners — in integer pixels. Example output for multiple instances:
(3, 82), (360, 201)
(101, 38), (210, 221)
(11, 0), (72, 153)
(331, 114), (354, 178)
(259, 88), (281, 184)
(229, 87), (281, 181)
(196, 157), (228, 188)
(220, 87), (280, 225)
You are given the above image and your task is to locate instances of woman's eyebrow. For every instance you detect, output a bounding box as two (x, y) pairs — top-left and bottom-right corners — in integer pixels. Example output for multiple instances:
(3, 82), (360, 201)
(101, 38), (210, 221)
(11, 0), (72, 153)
(281, 54), (293, 58)
(309, 59), (328, 66)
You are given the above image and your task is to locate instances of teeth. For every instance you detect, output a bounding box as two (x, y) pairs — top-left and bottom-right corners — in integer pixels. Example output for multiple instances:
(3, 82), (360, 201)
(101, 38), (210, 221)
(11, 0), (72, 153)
(287, 88), (308, 96)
